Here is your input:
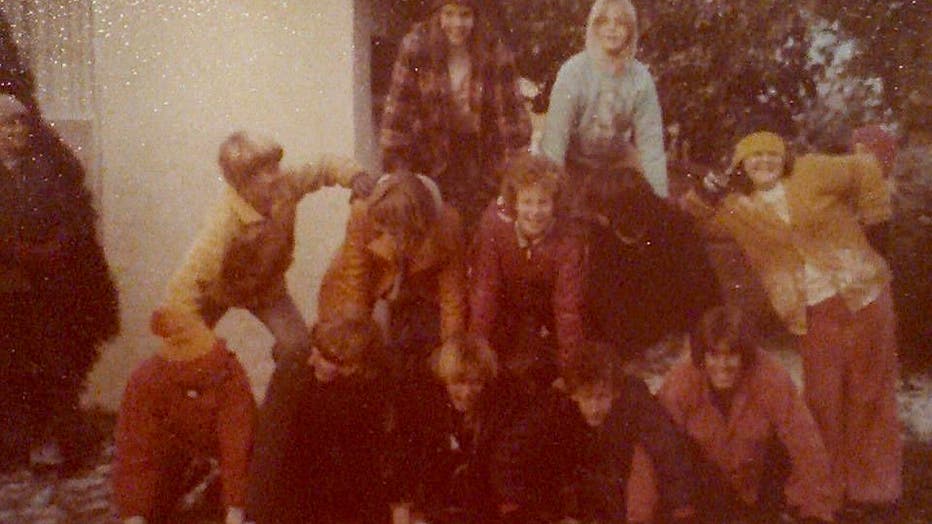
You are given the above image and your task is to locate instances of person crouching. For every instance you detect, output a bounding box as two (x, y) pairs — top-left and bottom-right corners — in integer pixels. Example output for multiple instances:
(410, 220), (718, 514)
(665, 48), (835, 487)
(112, 307), (257, 524)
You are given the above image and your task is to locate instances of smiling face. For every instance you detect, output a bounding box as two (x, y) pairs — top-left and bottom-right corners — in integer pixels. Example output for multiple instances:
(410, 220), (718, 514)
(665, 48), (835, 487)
(703, 342), (743, 392)
(515, 183), (556, 241)
(742, 152), (785, 191)
(439, 3), (475, 48)
(593, 2), (633, 57)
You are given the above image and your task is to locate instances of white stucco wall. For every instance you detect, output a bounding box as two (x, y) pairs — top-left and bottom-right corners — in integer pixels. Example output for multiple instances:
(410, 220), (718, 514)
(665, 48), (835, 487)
(86, 0), (377, 409)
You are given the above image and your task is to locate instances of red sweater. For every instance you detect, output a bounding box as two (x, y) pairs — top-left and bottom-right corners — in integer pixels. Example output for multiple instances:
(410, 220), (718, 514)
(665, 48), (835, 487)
(469, 201), (586, 367)
(656, 350), (839, 521)
(112, 342), (257, 519)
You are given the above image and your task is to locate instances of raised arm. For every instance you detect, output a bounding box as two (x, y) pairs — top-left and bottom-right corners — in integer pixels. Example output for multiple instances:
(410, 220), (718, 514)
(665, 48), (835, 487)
(287, 154), (365, 197)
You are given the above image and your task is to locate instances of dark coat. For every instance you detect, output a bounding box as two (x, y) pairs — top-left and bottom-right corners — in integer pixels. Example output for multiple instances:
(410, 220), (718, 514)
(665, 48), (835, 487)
(543, 377), (696, 522)
(0, 115), (119, 349)
(0, 114), (119, 459)
(395, 377), (563, 523)
(249, 373), (392, 524)
(582, 202), (719, 359)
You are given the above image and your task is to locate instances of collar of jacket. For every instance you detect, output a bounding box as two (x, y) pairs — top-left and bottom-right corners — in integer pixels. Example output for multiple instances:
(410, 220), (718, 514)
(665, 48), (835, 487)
(225, 186), (264, 225)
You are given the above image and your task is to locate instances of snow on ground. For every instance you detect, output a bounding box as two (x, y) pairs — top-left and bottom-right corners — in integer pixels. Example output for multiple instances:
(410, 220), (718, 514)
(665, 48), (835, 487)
(1, 336), (929, 523)
(636, 334), (932, 444)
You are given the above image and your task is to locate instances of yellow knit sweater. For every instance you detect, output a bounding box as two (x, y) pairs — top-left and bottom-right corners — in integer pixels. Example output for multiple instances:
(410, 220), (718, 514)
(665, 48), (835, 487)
(709, 153), (891, 334)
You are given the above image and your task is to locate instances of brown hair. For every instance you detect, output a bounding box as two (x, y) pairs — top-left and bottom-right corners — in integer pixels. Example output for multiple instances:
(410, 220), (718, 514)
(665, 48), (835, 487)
(498, 153), (566, 217)
(217, 131), (283, 190)
(690, 306), (757, 371)
(312, 315), (386, 378)
(573, 160), (657, 232)
(424, 0), (499, 70)
(367, 172), (440, 246)
(563, 340), (623, 394)
(430, 333), (498, 385)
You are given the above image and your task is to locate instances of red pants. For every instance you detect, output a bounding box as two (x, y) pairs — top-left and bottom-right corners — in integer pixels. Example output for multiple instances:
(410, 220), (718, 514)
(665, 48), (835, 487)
(799, 286), (902, 504)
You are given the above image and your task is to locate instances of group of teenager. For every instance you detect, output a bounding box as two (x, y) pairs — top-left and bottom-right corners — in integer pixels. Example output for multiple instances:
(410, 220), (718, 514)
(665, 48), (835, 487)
(108, 0), (903, 523)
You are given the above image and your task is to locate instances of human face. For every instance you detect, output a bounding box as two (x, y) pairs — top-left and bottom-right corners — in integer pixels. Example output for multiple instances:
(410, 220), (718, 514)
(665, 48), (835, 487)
(594, 3), (632, 57)
(515, 183), (556, 241)
(446, 376), (485, 413)
(703, 342), (742, 392)
(238, 163), (281, 214)
(309, 347), (359, 384)
(571, 382), (615, 427)
(373, 221), (422, 260)
(742, 152), (784, 191)
(0, 112), (30, 161)
(439, 3), (475, 48)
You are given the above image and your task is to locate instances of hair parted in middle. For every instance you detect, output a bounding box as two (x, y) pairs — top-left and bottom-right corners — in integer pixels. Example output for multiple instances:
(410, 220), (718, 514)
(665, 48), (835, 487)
(217, 131), (283, 190)
(498, 152), (567, 217)
(367, 172), (440, 242)
(430, 332), (499, 385)
(690, 305), (758, 372)
(585, 0), (639, 64)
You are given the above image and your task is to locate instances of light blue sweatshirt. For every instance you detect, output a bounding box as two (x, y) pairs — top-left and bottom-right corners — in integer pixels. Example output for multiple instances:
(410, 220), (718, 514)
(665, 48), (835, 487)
(541, 52), (668, 198)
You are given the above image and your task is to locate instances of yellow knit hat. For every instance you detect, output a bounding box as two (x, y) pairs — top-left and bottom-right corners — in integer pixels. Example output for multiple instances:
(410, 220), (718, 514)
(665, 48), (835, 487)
(730, 131), (786, 171)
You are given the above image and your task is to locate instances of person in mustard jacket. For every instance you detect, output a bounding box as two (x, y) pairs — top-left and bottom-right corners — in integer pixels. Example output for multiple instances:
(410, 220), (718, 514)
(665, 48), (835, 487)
(682, 130), (901, 519)
(162, 132), (364, 522)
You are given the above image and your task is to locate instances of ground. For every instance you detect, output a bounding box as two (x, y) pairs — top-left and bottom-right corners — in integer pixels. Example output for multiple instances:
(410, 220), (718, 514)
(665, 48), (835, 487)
(1, 336), (929, 524)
